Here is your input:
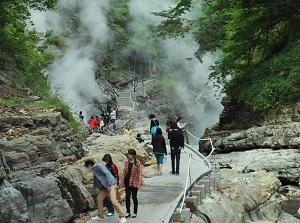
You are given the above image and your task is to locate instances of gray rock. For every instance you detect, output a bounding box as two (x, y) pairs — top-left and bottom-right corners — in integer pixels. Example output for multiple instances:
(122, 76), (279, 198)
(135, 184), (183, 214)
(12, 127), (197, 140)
(14, 172), (73, 223)
(0, 180), (29, 223)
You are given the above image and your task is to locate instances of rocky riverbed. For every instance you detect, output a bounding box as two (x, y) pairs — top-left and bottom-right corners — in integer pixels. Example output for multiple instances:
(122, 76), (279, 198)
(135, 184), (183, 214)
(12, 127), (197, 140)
(198, 98), (300, 222)
(192, 170), (300, 223)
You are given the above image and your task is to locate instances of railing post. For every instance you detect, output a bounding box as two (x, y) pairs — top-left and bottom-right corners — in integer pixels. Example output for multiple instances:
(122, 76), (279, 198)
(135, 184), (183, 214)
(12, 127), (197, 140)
(185, 129), (190, 145)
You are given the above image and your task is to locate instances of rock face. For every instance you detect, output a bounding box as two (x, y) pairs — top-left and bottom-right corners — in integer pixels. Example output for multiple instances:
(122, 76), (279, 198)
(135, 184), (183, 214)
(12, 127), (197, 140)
(201, 98), (300, 185)
(0, 111), (89, 222)
(214, 149), (300, 185)
(0, 180), (29, 223)
(195, 170), (300, 223)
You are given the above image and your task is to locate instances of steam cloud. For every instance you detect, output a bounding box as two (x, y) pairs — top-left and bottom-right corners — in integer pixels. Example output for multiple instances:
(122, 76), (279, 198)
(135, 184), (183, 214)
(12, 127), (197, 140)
(30, 0), (110, 117)
(30, 0), (223, 135)
(129, 0), (223, 137)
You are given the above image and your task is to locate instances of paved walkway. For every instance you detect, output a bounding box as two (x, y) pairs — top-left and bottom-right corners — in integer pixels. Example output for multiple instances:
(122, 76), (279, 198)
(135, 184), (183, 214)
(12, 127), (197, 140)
(87, 149), (207, 223)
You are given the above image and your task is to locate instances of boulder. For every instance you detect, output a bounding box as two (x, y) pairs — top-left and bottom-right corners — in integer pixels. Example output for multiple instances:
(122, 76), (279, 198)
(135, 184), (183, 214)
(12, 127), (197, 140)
(214, 149), (300, 185)
(85, 134), (152, 165)
(0, 180), (29, 223)
(197, 170), (300, 223)
(13, 171), (73, 223)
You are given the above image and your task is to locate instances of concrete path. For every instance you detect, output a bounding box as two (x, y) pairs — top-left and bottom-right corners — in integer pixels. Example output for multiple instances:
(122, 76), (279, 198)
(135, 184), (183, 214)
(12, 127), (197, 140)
(86, 149), (207, 223)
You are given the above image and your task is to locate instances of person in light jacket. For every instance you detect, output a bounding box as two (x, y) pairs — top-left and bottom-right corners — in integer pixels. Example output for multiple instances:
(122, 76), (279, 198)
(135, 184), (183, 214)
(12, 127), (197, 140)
(84, 159), (127, 223)
(151, 128), (167, 176)
(110, 108), (117, 131)
(120, 149), (142, 219)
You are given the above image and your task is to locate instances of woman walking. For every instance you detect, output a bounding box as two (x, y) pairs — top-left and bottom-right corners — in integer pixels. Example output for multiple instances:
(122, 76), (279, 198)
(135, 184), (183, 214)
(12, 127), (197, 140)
(120, 149), (143, 218)
(151, 128), (167, 176)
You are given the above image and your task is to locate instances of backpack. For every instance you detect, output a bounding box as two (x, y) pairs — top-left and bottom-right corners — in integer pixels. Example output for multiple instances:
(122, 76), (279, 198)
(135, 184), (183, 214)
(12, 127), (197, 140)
(150, 120), (159, 135)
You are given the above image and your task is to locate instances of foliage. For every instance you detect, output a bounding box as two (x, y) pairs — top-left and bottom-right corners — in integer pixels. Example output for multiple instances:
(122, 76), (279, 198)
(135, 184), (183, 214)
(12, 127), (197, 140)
(38, 96), (80, 135)
(155, 0), (300, 110)
(0, 0), (81, 133)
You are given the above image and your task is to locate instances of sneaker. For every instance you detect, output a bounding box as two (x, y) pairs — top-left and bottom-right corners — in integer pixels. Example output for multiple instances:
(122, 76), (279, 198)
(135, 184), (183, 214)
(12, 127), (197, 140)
(119, 217), (127, 223)
(169, 171), (175, 175)
(106, 212), (115, 216)
(176, 173), (180, 176)
(91, 216), (104, 221)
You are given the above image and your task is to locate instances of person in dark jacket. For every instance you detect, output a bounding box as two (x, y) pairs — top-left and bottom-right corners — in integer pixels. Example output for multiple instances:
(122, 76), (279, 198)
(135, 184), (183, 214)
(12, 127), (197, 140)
(149, 114), (159, 136)
(169, 123), (184, 175)
(151, 128), (167, 176)
(136, 134), (144, 143)
(102, 154), (120, 217)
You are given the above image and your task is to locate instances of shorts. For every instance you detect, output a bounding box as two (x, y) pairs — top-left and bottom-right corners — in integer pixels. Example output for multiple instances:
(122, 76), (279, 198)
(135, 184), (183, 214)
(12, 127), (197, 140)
(155, 154), (164, 165)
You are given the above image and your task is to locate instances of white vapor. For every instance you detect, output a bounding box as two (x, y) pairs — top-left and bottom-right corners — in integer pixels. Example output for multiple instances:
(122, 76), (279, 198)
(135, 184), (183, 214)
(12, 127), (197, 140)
(30, 0), (110, 116)
(129, 0), (223, 137)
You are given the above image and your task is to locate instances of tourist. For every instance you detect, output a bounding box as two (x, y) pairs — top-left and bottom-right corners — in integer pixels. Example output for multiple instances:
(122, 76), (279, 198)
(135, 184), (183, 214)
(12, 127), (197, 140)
(84, 159), (127, 223)
(169, 123), (184, 175)
(166, 120), (172, 140)
(79, 111), (84, 121)
(136, 134), (144, 143)
(110, 108), (117, 131)
(99, 117), (104, 133)
(124, 125), (132, 135)
(104, 112), (110, 128)
(102, 154), (120, 217)
(120, 149), (142, 218)
(176, 116), (188, 131)
(87, 115), (98, 133)
(151, 128), (167, 176)
(149, 114), (159, 136)
(151, 66), (157, 75)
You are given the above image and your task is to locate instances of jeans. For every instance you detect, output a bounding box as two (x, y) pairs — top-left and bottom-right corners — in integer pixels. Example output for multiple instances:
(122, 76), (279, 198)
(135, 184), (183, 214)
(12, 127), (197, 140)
(111, 119), (116, 130)
(125, 185), (138, 214)
(96, 184), (125, 218)
(103, 196), (114, 214)
(171, 150), (181, 174)
(92, 128), (98, 133)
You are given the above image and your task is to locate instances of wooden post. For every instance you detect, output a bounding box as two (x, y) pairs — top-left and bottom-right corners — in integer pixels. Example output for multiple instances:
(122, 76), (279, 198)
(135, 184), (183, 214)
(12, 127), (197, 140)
(185, 129), (190, 145)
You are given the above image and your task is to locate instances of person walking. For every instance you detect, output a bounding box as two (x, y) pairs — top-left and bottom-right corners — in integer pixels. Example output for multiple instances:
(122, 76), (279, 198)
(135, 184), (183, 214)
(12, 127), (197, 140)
(84, 159), (127, 223)
(169, 123), (184, 175)
(102, 154), (120, 217)
(149, 114), (159, 136)
(87, 115), (98, 133)
(110, 108), (117, 131)
(120, 149), (142, 219)
(124, 125), (132, 135)
(151, 128), (167, 176)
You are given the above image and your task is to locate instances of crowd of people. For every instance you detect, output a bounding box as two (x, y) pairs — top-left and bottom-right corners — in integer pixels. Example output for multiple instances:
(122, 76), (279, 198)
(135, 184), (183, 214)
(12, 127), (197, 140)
(80, 107), (118, 134)
(83, 112), (188, 222)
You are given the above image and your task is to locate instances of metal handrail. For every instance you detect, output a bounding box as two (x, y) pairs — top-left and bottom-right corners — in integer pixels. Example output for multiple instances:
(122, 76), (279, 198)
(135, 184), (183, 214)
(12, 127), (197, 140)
(163, 139), (213, 223)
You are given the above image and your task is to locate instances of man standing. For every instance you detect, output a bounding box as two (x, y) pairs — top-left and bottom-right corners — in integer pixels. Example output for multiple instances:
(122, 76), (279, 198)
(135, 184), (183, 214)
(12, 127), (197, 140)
(110, 108), (117, 131)
(85, 159), (127, 223)
(169, 123), (184, 175)
(87, 116), (98, 133)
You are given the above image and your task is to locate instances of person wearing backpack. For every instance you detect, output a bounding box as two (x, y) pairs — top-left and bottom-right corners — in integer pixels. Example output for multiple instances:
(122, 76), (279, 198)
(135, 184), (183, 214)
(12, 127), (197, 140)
(149, 114), (159, 136)
(151, 128), (167, 176)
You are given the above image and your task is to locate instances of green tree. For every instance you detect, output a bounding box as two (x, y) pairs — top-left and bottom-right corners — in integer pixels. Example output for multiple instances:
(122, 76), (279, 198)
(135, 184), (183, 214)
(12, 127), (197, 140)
(155, 0), (300, 110)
